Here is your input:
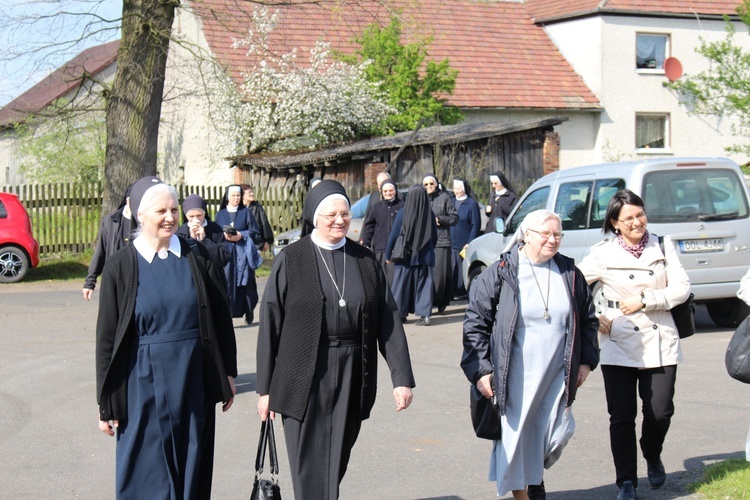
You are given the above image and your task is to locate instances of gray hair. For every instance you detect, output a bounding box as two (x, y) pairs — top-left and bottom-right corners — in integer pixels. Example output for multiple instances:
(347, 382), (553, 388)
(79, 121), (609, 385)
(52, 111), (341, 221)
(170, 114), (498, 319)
(132, 183), (178, 238)
(519, 209), (562, 242)
(502, 209), (563, 253)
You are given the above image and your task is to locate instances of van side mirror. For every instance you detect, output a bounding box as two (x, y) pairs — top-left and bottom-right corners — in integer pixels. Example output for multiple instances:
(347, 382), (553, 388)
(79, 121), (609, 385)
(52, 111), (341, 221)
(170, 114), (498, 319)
(494, 218), (505, 233)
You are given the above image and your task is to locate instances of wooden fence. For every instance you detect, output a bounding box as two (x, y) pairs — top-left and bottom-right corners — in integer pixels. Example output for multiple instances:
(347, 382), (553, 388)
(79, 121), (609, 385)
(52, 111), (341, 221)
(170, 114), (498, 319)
(3, 182), (307, 257)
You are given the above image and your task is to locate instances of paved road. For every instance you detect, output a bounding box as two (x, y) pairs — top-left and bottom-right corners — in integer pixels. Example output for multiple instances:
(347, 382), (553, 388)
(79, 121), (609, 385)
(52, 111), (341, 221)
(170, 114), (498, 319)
(1, 279), (749, 499)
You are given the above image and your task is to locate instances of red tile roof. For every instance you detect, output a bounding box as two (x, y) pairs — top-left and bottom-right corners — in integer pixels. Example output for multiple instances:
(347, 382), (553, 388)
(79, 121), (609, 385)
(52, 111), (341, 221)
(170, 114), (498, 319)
(0, 40), (120, 128)
(526, 0), (743, 22)
(193, 0), (602, 110)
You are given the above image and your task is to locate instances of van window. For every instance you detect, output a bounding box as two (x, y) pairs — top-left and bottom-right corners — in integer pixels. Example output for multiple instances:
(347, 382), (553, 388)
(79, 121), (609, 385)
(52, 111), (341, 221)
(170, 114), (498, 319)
(506, 186), (550, 234)
(643, 169), (749, 222)
(554, 181), (592, 231)
(591, 179), (627, 229)
(0, 199), (6, 218)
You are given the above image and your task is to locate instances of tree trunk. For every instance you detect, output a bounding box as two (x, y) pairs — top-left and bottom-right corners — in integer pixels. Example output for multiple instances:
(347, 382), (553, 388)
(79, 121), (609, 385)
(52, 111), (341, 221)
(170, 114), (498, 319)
(102, 0), (177, 213)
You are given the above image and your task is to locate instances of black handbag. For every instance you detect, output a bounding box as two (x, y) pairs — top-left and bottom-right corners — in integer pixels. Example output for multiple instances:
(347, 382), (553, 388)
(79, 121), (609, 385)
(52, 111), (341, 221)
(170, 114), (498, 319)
(469, 384), (502, 440)
(251, 419), (282, 500)
(390, 234), (411, 263)
(658, 236), (695, 339)
(671, 292), (696, 339)
(726, 314), (750, 384)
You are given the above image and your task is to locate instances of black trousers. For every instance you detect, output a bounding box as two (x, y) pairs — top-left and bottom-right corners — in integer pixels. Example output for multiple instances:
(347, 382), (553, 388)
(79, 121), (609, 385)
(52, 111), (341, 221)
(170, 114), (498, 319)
(601, 364), (677, 488)
(432, 247), (453, 309)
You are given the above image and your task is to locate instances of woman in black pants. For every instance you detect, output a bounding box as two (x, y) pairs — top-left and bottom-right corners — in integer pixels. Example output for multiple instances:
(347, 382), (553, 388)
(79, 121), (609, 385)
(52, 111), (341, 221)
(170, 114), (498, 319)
(578, 190), (690, 500)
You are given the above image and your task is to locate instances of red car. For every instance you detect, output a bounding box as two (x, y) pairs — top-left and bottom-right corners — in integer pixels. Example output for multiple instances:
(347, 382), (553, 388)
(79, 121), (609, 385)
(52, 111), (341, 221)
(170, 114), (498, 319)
(0, 193), (40, 283)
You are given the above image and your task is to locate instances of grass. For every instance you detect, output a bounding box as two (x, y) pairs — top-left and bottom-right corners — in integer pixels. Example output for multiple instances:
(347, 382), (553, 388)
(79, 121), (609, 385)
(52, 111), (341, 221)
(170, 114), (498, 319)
(689, 458), (750, 499)
(22, 248), (273, 283)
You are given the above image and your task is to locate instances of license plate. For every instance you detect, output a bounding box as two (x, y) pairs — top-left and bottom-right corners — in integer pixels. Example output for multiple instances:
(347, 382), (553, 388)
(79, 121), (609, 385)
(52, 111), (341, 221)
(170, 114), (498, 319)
(679, 238), (723, 253)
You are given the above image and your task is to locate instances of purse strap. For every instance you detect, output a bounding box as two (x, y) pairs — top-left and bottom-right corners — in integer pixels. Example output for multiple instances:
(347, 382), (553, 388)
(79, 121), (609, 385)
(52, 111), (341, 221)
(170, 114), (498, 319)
(254, 419), (269, 479)
(267, 418), (280, 481)
(254, 419), (280, 483)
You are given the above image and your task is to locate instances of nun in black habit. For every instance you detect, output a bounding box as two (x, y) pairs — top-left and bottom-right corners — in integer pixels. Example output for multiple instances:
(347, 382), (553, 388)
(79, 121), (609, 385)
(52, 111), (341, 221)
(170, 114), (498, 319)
(256, 180), (416, 500)
(385, 184), (438, 325)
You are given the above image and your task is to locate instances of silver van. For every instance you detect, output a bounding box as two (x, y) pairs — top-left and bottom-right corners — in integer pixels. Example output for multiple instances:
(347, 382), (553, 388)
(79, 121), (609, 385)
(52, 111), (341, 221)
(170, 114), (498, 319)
(462, 157), (750, 327)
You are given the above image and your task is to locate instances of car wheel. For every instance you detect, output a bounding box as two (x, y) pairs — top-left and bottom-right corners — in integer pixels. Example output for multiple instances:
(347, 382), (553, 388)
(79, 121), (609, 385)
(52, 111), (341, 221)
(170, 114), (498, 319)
(706, 298), (750, 328)
(466, 264), (487, 297)
(0, 246), (30, 283)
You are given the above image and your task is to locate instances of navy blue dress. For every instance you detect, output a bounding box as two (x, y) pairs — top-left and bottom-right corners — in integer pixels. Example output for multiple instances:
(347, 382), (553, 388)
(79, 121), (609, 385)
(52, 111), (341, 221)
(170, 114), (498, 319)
(115, 252), (210, 499)
(215, 206), (261, 324)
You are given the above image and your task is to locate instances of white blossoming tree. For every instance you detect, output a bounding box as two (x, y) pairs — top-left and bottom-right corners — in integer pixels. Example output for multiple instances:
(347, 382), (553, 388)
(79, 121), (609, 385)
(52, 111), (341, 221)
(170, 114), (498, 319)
(213, 7), (395, 155)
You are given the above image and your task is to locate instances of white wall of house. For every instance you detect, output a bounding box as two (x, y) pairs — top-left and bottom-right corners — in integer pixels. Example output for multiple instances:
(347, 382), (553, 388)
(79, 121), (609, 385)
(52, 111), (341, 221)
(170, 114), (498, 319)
(0, 63), (118, 187)
(546, 14), (750, 167)
(159, 7), (236, 187)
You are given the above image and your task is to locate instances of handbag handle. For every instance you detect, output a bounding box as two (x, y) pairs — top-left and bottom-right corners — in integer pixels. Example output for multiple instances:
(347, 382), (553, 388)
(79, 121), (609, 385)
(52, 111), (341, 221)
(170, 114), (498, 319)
(254, 419), (280, 482)
(254, 419), (270, 478)
(266, 418), (280, 480)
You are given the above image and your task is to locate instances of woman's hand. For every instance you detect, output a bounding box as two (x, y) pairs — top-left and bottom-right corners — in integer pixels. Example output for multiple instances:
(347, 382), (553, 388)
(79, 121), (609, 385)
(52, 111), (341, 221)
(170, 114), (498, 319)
(477, 373), (493, 399)
(189, 223), (205, 241)
(99, 419), (118, 436)
(222, 376), (237, 412)
(576, 365), (591, 388)
(393, 387), (413, 411)
(223, 232), (242, 243)
(619, 295), (645, 315)
(257, 394), (275, 421)
(597, 315), (612, 335)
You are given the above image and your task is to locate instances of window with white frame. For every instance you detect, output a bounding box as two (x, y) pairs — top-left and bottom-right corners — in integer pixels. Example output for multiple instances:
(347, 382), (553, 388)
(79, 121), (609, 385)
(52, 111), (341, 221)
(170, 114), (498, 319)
(636, 114), (670, 151)
(636, 34), (669, 70)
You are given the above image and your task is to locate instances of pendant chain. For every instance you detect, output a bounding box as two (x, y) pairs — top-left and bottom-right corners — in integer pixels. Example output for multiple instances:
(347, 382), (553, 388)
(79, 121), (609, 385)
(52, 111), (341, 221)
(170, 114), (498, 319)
(526, 251), (551, 320)
(316, 243), (346, 307)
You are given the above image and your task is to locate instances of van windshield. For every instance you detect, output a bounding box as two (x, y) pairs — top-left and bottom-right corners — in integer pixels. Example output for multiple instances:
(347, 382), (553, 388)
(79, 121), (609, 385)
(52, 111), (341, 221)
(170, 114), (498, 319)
(642, 169), (749, 223)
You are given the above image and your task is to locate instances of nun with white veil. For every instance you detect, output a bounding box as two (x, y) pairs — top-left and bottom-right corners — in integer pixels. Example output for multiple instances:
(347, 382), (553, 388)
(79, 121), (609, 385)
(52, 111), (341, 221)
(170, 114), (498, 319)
(462, 209), (599, 499)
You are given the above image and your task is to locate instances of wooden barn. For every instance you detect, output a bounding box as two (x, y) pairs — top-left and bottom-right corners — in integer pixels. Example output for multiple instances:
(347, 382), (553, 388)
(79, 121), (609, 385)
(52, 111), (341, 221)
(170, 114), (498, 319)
(231, 117), (567, 200)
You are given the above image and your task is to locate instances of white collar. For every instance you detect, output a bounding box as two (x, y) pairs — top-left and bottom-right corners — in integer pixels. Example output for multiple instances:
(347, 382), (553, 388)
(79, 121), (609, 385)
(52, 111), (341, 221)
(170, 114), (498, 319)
(227, 205), (239, 213)
(456, 195), (468, 201)
(311, 230), (346, 250)
(133, 234), (182, 263)
(495, 188), (507, 196)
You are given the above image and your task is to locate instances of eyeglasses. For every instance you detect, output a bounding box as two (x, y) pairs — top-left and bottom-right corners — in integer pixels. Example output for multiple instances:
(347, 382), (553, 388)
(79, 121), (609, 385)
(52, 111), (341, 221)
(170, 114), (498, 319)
(423, 182), (436, 186)
(318, 211), (352, 222)
(617, 212), (647, 226)
(528, 228), (564, 240)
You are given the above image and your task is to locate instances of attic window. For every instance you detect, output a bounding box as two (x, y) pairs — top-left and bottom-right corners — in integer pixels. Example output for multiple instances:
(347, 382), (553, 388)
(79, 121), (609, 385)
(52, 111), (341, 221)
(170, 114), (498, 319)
(636, 34), (668, 71)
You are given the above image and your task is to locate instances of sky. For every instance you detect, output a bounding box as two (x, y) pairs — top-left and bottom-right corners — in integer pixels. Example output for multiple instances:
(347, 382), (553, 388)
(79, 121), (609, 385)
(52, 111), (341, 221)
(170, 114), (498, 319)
(0, 0), (122, 107)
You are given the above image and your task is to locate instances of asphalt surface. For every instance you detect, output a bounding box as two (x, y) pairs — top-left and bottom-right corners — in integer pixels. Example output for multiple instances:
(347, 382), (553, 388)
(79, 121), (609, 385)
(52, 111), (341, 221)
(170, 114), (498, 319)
(1, 279), (749, 499)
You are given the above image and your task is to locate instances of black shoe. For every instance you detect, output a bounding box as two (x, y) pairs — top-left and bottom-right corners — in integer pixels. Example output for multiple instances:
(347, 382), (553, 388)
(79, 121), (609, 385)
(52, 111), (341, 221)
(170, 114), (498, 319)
(617, 480), (636, 500)
(400, 317), (408, 324)
(527, 481), (546, 500)
(647, 459), (666, 489)
(437, 305), (447, 314)
(415, 316), (431, 326)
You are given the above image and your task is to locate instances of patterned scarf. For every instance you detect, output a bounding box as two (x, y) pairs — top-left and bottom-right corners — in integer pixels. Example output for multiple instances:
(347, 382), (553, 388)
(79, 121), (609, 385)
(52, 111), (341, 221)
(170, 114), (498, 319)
(618, 231), (649, 259)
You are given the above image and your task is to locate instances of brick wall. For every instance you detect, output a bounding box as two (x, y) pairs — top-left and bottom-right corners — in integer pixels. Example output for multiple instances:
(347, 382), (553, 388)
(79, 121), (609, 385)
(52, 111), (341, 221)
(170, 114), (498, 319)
(543, 131), (560, 176)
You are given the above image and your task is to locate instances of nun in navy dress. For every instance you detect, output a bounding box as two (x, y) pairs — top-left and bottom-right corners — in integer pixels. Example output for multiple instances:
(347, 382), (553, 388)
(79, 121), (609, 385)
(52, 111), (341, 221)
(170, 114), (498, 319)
(96, 179), (237, 499)
(215, 185), (263, 325)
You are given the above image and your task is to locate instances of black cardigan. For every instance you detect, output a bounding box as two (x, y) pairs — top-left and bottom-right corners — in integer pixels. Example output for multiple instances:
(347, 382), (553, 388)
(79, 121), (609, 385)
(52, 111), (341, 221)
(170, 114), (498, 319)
(96, 237), (238, 421)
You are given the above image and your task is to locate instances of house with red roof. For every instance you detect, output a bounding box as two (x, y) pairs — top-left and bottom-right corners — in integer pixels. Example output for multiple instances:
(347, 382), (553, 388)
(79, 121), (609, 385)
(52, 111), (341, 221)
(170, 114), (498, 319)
(0, 40), (119, 185)
(3, 1), (749, 187)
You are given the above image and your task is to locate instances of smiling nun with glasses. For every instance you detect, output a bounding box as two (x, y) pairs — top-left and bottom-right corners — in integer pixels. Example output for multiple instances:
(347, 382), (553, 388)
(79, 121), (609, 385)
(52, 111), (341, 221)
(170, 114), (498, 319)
(577, 189), (690, 500)
(256, 180), (415, 500)
(462, 209), (599, 500)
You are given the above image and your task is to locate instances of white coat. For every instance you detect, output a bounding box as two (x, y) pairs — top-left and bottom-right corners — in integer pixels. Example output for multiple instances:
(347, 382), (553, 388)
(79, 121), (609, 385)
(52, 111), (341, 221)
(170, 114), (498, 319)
(578, 233), (690, 368)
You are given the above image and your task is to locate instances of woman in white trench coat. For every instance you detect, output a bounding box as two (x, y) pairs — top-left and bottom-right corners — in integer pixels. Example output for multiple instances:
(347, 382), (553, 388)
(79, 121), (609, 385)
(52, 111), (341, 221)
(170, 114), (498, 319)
(578, 189), (690, 500)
